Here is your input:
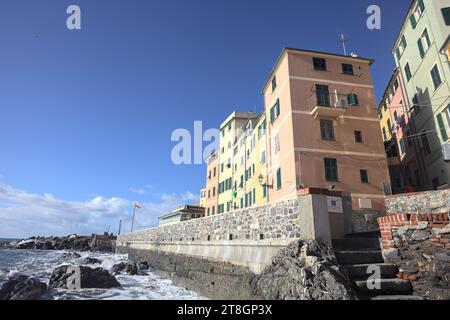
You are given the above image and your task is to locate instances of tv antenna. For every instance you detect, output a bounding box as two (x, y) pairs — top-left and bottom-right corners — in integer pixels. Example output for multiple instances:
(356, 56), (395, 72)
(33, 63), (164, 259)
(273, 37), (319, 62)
(340, 33), (348, 56)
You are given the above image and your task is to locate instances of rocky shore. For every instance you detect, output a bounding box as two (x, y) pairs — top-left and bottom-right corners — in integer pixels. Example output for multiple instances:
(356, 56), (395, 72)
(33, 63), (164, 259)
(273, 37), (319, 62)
(1, 234), (114, 252)
(0, 255), (151, 300)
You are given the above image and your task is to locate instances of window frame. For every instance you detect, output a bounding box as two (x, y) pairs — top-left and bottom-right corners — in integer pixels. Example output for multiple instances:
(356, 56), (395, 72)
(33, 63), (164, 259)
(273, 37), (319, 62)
(430, 63), (442, 91)
(360, 169), (369, 184)
(324, 158), (339, 182)
(320, 119), (335, 141)
(342, 63), (354, 75)
(313, 57), (327, 71)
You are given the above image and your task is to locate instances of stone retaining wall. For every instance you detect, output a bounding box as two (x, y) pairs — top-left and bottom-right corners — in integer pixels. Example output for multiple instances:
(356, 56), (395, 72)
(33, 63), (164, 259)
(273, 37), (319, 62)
(385, 189), (450, 215)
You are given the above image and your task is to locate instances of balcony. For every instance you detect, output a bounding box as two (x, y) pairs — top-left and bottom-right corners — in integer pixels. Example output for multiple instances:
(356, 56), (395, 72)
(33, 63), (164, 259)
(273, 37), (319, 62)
(308, 91), (350, 119)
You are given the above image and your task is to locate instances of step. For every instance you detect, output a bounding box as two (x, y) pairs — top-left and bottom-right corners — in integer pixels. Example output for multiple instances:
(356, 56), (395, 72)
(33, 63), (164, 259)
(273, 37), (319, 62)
(370, 295), (424, 301)
(335, 250), (384, 265)
(332, 238), (380, 250)
(344, 231), (381, 239)
(343, 263), (398, 280)
(354, 279), (413, 296)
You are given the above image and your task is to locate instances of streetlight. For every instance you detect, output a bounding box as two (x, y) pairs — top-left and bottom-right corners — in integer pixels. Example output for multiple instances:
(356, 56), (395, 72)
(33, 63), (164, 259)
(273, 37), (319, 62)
(258, 174), (273, 189)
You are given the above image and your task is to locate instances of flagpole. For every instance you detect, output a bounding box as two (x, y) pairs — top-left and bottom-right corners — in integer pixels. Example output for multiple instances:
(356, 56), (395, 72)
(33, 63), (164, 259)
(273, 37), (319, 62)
(131, 206), (136, 233)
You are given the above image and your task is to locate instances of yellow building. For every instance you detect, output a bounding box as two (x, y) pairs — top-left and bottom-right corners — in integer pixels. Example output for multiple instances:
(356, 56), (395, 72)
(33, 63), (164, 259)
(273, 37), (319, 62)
(378, 97), (394, 142)
(217, 112), (258, 214)
(199, 188), (207, 207)
(233, 113), (269, 210)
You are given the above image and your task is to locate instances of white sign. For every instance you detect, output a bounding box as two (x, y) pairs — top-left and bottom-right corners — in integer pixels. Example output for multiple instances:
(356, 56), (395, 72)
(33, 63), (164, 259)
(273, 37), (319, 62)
(327, 196), (343, 213)
(443, 144), (450, 161)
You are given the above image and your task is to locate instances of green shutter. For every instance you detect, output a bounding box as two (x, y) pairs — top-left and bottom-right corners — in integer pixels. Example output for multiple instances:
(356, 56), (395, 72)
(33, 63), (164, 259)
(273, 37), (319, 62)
(276, 99), (280, 117)
(418, 0), (425, 12)
(437, 113), (448, 141)
(270, 107), (274, 123)
(402, 35), (407, 48)
(418, 38), (425, 58)
(276, 168), (282, 190)
(410, 14), (417, 29)
(395, 48), (401, 61)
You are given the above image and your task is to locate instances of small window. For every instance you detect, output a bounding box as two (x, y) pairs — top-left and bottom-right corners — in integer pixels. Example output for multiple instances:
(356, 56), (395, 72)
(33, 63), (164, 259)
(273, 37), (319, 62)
(274, 134), (280, 153)
(324, 158), (338, 182)
(418, 29), (431, 58)
(270, 99), (280, 124)
(207, 235), (211, 241)
(442, 7), (450, 25)
(342, 63), (354, 75)
(437, 113), (449, 142)
(354, 131), (362, 143)
(229, 234), (233, 241)
(382, 127), (387, 141)
(259, 234), (264, 240)
(404, 62), (412, 82)
(399, 138), (405, 155)
(430, 64), (442, 90)
(347, 93), (359, 106)
(313, 57), (327, 71)
(360, 170), (369, 184)
(320, 120), (335, 140)
(271, 76), (277, 92)
(276, 168), (282, 190)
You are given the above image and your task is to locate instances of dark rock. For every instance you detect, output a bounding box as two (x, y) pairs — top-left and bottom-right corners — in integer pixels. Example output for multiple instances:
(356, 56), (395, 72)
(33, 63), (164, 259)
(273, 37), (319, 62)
(80, 257), (102, 265)
(411, 230), (431, 241)
(0, 273), (47, 300)
(251, 240), (357, 300)
(49, 265), (120, 289)
(16, 240), (35, 249)
(139, 261), (149, 271)
(61, 252), (81, 259)
(110, 262), (127, 275)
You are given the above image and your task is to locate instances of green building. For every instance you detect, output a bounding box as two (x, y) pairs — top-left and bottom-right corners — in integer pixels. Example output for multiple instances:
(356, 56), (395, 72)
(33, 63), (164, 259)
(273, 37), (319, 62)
(393, 0), (450, 189)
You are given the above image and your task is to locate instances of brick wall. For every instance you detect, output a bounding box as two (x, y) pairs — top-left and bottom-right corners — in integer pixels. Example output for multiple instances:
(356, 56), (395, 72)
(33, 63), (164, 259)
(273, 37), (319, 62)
(378, 213), (450, 250)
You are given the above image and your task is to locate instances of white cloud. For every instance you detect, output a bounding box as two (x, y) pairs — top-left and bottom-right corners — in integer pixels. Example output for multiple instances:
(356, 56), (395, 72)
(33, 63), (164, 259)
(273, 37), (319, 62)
(0, 182), (196, 239)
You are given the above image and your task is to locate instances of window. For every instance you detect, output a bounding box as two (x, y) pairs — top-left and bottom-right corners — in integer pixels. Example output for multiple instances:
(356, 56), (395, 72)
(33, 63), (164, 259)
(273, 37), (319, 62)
(315, 84), (330, 106)
(271, 76), (277, 92)
(442, 7), (450, 25)
(252, 189), (256, 204)
(404, 62), (412, 82)
(212, 206), (215, 215)
(313, 57), (327, 71)
(240, 197), (243, 209)
(396, 35), (407, 61)
(354, 131), (362, 143)
(394, 111), (398, 122)
(261, 150), (266, 164)
(270, 99), (280, 124)
(274, 134), (280, 153)
(360, 170), (369, 183)
(445, 105), (450, 130)
(430, 64), (442, 90)
(418, 29), (431, 58)
(263, 185), (267, 198)
(342, 63), (354, 75)
(207, 208), (210, 216)
(213, 187), (216, 197)
(387, 118), (392, 133)
(393, 79), (399, 91)
(421, 131), (431, 155)
(437, 113), (449, 142)
(324, 158), (338, 182)
(276, 168), (282, 190)
(226, 202), (230, 212)
(213, 167), (216, 177)
(347, 93), (359, 106)
(320, 120), (335, 140)
(410, 0), (425, 29)
(399, 138), (405, 155)
(382, 127), (387, 141)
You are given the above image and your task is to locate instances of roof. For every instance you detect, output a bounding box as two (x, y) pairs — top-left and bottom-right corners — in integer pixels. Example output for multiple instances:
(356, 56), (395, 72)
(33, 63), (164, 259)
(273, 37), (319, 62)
(158, 205), (205, 220)
(261, 47), (375, 93)
(220, 111), (258, 130)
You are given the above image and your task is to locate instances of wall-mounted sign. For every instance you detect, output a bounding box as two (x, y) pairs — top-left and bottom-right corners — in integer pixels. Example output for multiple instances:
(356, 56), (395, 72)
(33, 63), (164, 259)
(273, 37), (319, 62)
(327, 196), (343, 213)
(443, 144), (450, 161)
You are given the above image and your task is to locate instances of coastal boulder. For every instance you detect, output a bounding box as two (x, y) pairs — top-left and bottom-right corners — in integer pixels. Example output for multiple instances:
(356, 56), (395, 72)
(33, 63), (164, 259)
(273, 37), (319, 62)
(61, 252), (81, 259)
(251, 240), (357, 300)
(80, 257), (102, 265)
(111, 262), (146, 276)
(49, 265), (120, 289)
(0, 273), (48, 300)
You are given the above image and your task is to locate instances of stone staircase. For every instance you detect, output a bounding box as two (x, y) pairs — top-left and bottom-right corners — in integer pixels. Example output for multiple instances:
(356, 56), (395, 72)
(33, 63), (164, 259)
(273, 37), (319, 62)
(332, 233), (422, 300)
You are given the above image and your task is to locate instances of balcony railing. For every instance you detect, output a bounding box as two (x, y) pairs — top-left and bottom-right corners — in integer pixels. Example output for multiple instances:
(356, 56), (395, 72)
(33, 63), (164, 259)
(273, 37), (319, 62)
(308, 91), (351, 119)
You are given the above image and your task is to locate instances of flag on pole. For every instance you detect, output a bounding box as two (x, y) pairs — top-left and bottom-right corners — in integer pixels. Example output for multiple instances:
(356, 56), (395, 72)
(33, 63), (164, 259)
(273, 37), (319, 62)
(134, 203), (141, 209)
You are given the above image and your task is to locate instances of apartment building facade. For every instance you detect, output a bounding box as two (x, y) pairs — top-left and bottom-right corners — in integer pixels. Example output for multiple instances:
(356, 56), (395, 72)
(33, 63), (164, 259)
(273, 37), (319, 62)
(262, 48), (390, 211)
(378, 68), (427, 193)
(392, 0), (450, 189)
(203, 149), (220, 216)
(217, 112), (258, 213)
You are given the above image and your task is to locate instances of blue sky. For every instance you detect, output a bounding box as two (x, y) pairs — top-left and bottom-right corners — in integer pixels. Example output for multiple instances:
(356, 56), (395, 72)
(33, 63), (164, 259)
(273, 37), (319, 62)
(0, 0), (410, 238)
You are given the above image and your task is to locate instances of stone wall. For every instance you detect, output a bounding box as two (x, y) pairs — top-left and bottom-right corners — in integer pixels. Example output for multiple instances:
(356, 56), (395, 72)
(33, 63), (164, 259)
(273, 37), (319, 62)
(117, 192), (348, 273)
(377, 213), (450, 300)
(385, 189), (450, 215)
